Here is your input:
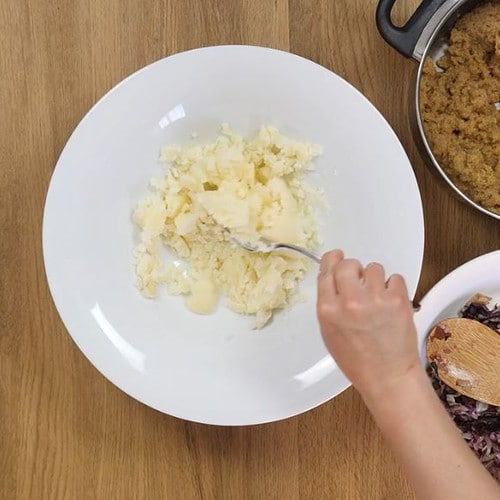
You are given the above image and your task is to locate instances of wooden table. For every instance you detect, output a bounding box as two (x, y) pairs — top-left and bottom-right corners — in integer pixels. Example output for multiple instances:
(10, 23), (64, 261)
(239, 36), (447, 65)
(1, 1), (498, 498)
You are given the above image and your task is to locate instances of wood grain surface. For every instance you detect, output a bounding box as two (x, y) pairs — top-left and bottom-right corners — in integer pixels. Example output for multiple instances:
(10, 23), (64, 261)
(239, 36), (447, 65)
(427, 318), (500, 406)
(1, 1), (498, 499)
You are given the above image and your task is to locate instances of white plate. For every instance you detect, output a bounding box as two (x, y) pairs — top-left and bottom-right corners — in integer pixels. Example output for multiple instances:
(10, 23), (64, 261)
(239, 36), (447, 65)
(415, 250), (500, 362)
(43, 45), (424, 425)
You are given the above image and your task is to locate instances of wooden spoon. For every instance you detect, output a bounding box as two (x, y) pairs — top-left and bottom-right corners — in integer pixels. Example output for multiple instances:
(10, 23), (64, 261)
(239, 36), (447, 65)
(426, 318), (500, 406)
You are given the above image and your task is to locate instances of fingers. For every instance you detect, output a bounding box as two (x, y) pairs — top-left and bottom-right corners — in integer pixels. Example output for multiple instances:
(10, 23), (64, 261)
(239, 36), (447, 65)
(318, 249), (344, 298)
(364, 262), (386, 293)
(334, 258), (364, 295)
(386, 273), (408, 294)
(318, 253), (407, 303)
(386, 274), (411, 309)
(319, 250), (344, 275)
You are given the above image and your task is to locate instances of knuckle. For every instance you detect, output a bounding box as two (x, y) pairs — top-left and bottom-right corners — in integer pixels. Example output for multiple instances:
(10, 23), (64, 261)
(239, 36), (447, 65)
(343, 298), (362, 316)
(389, 291), (407, 309)
(317, 301), (335, 322)
(371, 294), (385, 309)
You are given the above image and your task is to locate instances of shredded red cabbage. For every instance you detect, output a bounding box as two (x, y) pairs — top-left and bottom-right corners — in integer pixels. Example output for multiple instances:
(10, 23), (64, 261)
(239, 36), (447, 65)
(427, 294), (500, 482)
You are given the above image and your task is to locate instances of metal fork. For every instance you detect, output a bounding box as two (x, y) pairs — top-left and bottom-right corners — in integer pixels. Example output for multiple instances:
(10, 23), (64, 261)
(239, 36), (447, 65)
(230, 235), (321, 263)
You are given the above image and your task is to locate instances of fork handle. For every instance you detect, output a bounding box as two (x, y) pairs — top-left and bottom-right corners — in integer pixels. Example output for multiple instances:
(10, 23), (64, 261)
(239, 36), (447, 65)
(275, 243), (321, 263)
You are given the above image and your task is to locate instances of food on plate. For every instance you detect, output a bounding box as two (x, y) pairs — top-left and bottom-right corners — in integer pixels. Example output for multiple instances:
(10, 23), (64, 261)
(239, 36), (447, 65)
(419, 2), (500, 214)
(427, 293), (500, 481)
(133, 125), (325, 328)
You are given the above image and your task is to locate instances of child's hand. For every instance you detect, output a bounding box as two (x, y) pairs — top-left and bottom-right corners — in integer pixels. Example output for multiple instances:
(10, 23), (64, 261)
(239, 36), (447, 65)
(316, 250), (421, 401)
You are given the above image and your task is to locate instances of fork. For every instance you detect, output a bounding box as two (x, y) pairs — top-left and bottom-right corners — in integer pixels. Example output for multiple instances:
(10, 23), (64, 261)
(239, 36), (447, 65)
(230, 235), (321, 263)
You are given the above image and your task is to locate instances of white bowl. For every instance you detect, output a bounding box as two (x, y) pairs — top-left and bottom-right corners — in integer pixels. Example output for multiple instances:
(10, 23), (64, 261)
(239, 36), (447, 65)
(415, 250), (500, 362)
(43, 45), (424, 425)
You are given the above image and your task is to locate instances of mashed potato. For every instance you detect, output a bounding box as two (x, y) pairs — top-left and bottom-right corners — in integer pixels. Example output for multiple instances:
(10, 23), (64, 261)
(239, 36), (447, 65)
(133, 125), (323, 328)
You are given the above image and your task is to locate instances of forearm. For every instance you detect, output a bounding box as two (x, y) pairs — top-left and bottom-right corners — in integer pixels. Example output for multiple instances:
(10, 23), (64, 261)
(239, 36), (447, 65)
(362, 366), (499, 500)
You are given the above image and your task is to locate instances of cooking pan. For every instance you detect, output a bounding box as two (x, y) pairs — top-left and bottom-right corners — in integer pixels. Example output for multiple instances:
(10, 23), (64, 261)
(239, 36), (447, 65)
(376, 0), (499, 220)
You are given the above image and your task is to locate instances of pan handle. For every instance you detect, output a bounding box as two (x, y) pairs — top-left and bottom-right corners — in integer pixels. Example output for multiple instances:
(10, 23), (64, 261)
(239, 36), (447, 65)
(376, 0), (449, 59)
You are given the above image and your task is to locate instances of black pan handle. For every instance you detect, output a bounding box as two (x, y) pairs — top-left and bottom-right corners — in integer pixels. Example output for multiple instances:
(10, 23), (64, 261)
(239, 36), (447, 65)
(376, 0), (448, 58)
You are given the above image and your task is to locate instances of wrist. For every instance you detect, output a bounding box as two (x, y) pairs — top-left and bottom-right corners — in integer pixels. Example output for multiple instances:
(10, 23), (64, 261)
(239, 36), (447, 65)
(359, 363), (431, 418)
